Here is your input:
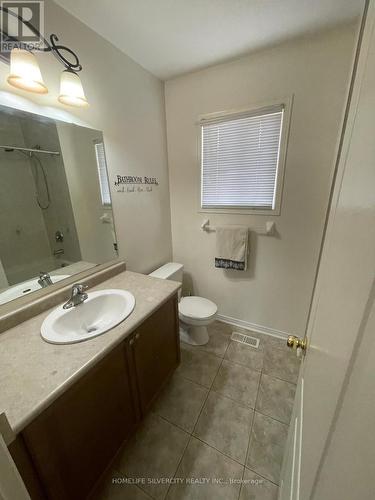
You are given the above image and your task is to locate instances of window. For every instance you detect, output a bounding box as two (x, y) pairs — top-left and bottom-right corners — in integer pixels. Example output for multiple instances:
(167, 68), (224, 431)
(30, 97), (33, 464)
(94, 141), (111, 206)
(200, 104), (286, 212)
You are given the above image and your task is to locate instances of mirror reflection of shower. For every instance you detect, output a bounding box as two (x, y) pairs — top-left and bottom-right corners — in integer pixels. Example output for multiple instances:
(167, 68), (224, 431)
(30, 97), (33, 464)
(2, 145), (56, 210)
(0, 106), (117, 299)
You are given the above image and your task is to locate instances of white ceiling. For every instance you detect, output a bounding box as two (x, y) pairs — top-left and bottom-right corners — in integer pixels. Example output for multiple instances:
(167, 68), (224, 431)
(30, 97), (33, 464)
(55, 0), (363, 80)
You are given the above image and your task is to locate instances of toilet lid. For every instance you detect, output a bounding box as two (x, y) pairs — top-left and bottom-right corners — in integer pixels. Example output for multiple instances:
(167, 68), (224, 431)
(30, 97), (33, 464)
(179, 296), (217, 320)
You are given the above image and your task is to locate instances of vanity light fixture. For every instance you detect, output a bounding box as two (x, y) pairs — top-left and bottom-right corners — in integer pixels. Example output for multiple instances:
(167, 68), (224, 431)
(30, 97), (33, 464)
(7, 48), (48, 94)
(0, 7), (88, 107)
(58, 69), (88, 107)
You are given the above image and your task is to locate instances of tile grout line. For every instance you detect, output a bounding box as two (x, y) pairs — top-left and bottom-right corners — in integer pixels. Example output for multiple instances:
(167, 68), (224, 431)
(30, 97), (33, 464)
(192, 434), (247, 468)
(261, 370), (299, 386)
(163, 331), (292, 496)
(237, 337), (283, 496)
(217, 355), (264, 374)
(249, 339), (287, 488)
(253, 408), (291, 427)
(179, 333), (288, 493)
(98, 324), (291, 498)
(177, 351), (298, 392)
(207, 388), (257, 412)
(243, 465), (281, 487)
(238, 367), (262, 500)
(255, 339), (295, 425)
(133, 483), (154, 499)
(147, 325), (293, 498)
(164, 337), (231, 499)
(153, 412), (193, 435)
(191, 334), (232, 437)
(239, 336), (264, 499)
(174, 371), (215, 391)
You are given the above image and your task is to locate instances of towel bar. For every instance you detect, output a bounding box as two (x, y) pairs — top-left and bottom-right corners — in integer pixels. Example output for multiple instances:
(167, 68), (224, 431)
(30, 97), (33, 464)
(201, 218), (275, 236)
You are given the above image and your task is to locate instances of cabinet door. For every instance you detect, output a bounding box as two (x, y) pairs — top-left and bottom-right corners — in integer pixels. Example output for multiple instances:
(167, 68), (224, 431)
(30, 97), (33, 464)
(22, 344), (137, 500)
(130, 296), (180, 415)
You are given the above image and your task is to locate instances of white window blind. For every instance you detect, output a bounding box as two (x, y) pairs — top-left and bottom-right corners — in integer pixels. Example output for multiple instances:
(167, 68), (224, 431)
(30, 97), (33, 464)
(201, 105), (284, 209)
(94, 141), (111, 206)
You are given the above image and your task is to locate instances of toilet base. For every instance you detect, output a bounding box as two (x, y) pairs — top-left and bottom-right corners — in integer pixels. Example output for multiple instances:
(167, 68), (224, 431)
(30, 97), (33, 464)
(179, 324), (209, 346)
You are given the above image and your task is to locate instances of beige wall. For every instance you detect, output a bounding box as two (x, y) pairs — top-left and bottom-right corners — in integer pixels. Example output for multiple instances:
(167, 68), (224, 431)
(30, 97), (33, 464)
(165, 24), (357, 336)
(0, 0), (172, 274)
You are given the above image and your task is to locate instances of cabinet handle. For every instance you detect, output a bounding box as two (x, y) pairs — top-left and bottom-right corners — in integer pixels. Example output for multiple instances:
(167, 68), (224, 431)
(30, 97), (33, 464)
(129, 338), (135, 346)
(135, 333), (140, 341)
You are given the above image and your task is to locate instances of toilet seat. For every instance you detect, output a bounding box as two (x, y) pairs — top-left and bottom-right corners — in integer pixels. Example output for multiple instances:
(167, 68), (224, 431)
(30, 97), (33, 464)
(179, 296), (217, 324)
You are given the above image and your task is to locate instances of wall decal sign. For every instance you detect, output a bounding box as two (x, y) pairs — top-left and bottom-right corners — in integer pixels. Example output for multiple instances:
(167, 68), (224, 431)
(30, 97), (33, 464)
(114, 175), (159, 193)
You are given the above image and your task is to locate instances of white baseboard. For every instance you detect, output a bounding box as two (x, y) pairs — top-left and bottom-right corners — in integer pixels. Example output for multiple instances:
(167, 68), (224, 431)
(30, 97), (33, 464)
(216, 313), (291, 341)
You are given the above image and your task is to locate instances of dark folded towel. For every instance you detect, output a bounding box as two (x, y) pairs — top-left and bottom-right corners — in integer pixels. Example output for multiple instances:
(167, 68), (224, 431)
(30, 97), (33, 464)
(215, 258), (246, 270)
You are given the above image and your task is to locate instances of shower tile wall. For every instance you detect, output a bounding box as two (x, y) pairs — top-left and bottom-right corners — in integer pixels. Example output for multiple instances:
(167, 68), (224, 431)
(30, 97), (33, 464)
(0, 115), (52, 285)
(21, 117), (81, 267)
(0, 113), (81, 286)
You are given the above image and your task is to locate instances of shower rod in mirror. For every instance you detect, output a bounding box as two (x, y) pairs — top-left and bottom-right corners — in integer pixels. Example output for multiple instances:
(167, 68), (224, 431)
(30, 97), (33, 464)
(0, 5), (88, 107)
(0, 145), (60, 156)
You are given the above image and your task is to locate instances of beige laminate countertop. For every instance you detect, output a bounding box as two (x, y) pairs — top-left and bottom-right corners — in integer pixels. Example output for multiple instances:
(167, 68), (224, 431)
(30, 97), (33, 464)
(0, 271), (180, 434)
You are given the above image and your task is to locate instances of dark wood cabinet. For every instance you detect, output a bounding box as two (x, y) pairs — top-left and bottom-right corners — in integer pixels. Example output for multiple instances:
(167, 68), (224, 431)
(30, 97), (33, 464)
(10, 295), (179, 500)
(21, 343), (137, 500)
(128, 297), (180, 415)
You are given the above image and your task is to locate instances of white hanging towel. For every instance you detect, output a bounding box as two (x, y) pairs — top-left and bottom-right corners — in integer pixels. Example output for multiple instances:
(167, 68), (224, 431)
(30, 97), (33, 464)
(215, 226), (249, 271)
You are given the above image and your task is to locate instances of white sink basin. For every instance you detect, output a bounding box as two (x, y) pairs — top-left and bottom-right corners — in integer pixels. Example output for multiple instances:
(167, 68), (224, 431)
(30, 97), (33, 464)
(41, 289), (135, 344)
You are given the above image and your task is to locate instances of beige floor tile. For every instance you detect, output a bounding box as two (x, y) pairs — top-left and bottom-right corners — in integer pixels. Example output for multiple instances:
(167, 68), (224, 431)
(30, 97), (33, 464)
(166, 437), (243, 500)
(152, 374), (208, 432)
(246, 412), (288, 485)
(115, 414), (189, 500)
(176, 344), (222, 388)
(263, 344), (301, 383)
(212, 359), (260, 408)
(256, 374), (296, 424)
(225, 340), (264, 371)
(194, 391), (253, 464)
(240, 468), (279, 500)
(91, 471), (152, 500)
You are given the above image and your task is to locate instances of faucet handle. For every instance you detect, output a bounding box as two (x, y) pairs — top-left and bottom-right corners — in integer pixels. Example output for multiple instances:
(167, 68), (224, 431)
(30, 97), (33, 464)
(72, 283), (88, 293)
(38, 271), (53, 288)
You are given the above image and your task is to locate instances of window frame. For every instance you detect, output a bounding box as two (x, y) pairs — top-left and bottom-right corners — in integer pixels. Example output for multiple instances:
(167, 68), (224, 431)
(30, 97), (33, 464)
(197, 96), (292, 216)
(94, 140), (112, 208)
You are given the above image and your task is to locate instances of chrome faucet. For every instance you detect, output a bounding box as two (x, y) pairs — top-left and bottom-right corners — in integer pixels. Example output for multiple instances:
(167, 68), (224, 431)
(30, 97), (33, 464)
(38, 271), (53, 288)
(63, 283), (88, 309)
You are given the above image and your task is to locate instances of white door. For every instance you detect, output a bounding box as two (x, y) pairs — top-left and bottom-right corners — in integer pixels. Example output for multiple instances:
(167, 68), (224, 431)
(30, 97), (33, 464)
(279, 1), (375, 498)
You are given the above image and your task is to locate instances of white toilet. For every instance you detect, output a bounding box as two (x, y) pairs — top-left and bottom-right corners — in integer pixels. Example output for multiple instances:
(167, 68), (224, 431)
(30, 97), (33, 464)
(149, 262), (217, 345)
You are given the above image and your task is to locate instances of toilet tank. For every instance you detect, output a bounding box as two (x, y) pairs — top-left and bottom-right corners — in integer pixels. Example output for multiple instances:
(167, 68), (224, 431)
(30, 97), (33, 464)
(149, 262), (184, 283)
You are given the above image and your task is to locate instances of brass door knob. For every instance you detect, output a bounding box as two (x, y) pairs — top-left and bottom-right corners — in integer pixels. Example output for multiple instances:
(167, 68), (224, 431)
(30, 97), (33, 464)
(287, 335), (307, 351)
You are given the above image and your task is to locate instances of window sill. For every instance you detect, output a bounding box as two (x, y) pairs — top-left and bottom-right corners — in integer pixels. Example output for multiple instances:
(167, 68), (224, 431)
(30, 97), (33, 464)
(198, 207), (281, 216)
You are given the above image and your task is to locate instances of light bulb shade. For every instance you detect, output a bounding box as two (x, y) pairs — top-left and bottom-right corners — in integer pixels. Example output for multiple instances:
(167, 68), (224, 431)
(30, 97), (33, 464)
(7, 48), (48, 94)
(58, 70), (88, 107)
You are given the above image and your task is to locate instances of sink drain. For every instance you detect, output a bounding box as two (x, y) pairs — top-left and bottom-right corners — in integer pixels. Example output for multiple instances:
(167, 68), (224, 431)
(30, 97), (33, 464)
(85, 325), (98, 333)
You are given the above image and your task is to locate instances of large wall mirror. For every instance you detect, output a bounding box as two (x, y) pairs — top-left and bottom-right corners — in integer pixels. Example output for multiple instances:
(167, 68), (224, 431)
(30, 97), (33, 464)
(0, 105), (118, 306)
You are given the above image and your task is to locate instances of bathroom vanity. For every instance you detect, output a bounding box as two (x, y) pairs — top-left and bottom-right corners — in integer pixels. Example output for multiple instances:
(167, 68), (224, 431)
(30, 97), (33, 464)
(0, 269), (180, 500)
